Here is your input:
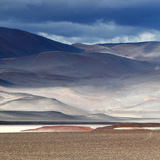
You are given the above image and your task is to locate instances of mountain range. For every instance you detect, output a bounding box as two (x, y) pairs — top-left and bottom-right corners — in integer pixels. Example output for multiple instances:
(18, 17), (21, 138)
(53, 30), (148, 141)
(73, 42), (160, 62)
(0, 27), (160, 123)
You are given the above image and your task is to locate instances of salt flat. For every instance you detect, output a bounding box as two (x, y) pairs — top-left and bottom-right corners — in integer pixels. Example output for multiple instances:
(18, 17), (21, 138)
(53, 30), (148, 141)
(0, 125), (43, 133)
(0, 125), (106, 133)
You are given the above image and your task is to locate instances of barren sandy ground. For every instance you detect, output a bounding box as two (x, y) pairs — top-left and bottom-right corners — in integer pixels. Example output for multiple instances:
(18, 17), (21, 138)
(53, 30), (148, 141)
(0, 131), (160, 160)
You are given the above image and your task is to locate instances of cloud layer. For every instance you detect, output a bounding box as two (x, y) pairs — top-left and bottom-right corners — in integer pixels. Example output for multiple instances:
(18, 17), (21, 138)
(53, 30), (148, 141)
(0, 0), (160, 44)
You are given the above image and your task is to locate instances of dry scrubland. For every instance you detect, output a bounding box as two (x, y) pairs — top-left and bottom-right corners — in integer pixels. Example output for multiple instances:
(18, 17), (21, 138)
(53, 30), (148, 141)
(0, 131), (160, 160)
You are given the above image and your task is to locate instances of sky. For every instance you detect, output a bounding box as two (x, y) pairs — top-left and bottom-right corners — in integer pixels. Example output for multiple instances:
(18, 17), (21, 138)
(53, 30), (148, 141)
(0, 0), (160, 44)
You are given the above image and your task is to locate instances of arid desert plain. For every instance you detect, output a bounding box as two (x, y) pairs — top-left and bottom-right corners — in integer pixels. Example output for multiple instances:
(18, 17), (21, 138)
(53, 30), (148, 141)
(0, 131), (160, 160)
(0, 130), (160, 160)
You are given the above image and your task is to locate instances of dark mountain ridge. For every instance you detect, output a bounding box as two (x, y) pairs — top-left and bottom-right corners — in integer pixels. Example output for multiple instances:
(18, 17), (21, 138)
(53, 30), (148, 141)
(0, 27), (82, 59)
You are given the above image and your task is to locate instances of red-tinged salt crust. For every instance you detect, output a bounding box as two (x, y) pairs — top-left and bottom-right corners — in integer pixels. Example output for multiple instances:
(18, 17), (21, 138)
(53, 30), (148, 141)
(94, 123), (160, 132)
(22, 126), (93, 132)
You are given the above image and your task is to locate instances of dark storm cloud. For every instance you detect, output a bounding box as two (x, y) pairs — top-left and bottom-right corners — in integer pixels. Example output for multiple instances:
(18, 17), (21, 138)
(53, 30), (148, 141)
(0, 0), (160, 43)
(1, 0), (160, 27)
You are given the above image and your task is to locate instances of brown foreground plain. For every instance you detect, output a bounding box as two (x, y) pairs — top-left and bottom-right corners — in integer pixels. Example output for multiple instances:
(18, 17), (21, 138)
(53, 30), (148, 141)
(0, 131), (160, 160)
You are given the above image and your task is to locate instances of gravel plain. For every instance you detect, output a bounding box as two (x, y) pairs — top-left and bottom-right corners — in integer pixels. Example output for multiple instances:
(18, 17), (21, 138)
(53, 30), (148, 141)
(0, 131), (160, 160)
